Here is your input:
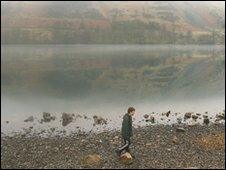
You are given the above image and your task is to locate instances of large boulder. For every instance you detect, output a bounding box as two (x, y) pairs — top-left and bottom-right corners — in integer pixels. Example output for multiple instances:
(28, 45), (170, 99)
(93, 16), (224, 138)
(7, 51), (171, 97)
(62, 113), (74, 126)
(82, 154), (101, 166)
(120, 152), (133, 165)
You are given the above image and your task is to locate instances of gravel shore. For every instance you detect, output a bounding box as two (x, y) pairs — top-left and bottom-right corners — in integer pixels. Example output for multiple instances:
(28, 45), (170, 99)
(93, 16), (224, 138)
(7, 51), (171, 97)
(1, 123), (225, 169)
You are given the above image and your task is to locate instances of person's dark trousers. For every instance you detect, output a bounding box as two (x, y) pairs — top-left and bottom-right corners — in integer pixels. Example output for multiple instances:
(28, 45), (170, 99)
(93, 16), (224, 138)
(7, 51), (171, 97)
(118, 138), (131, 154)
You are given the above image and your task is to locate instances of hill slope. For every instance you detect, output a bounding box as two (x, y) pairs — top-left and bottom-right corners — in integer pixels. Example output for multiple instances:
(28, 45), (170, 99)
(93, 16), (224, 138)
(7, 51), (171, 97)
(1, 1), (225, 44)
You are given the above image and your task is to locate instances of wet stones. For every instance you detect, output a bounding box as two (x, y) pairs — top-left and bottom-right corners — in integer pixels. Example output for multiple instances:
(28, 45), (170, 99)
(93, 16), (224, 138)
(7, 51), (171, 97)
(144, 115), (155, 123)
(172, 136), (179, 144)
(24, 116), (34, 122)
(143, 114), (149, 119)
(120, 152), (133, 165)
(176, 127), (186, 132)
(93, 115), (107, 126)
(192, 115), (198, 120)
(41, 112), (56, 123)
(184, 112), (192, 119)
(203, 115), (208, 119)
(166, 111), (171, 117)
(82, 154), (101, 166)
(162, 111), (171, 117)
(177, 118), (182, 124)
(62, 113), (74, 126)
(216, 113), (225, 121)
(50, 127), (56, 133)
(203, 118), (210, 125)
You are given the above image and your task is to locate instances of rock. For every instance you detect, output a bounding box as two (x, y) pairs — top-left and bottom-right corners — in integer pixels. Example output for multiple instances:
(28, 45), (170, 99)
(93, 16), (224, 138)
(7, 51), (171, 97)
(184, 112), (192, 119)
(62, 113), (74, 126)
(164, 111), (170, 117)
(84, 115), (88, 119)
(185, 167), (199, 169)
(177, 118), (182, 124)
(216, 113), (225, 120)
(145, 116), (155, 123)
(150, 116), (155, 123)
(41, 112), (56, 123)
(143, 114), (149, 119)
(172, 136), (179, 144)
(24, 116), (34, 122)
(29, 126), (33, 130)
(196, 113), (201, 116)
(75, 114), (83, 119)
(192, 115), (198, 120)
(176, 127), (186, 132)
(114, 136), (119, 139)
(93, 115), (107, 125)
(203, 115), (208, 119)
(215, 118), (221, 122)
(6, 121), (9, 124)
(82, 154), (101, 166)
(145, 143), (152, 146)
(203, 118), (209, 125)
(50, 127), (55, 132)
(120, 152), (133, 165)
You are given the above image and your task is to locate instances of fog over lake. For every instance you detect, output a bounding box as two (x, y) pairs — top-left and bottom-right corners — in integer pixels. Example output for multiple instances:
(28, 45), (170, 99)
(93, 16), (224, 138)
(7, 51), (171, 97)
(1, 45), (225, 134)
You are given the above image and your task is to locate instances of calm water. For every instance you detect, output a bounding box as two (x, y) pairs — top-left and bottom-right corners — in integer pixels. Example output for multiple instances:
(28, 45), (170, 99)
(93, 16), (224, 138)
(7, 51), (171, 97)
(1, 45), (225, 135)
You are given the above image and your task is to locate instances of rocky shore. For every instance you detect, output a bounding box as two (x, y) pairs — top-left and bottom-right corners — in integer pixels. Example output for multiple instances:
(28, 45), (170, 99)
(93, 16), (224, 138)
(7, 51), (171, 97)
(1, 123), (225, 169)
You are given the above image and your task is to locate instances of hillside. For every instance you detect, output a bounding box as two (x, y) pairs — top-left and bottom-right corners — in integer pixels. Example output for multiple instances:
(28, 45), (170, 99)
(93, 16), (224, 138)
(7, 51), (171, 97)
(1, 1), (225, 44)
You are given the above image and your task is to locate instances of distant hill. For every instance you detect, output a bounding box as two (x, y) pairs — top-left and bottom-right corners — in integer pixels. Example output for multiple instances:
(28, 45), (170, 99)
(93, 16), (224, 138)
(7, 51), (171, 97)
(1, 1), (225, 44)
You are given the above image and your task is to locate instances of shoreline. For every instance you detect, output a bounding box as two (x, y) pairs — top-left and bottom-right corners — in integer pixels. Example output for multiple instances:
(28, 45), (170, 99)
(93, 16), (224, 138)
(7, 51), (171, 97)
(1, 123), (225, 169)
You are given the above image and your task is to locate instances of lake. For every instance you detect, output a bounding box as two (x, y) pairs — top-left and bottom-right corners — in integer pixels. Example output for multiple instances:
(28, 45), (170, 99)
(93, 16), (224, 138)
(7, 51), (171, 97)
(1, 45), (225, 135)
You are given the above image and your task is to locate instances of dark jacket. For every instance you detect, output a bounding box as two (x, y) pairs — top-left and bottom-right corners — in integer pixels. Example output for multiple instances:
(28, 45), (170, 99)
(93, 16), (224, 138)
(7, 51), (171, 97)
(121, 113), (132, 139)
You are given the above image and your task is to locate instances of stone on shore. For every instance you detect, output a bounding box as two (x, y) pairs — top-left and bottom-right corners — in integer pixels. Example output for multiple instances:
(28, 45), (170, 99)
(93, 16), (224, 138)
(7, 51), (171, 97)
(176, 127), (186, 132)
(203, 118), (210, 125)
(192, 115), (198, 120)
(62, 113), (74, 126)
(184, 112), (192, 119)
(82, 154), (101, 166)
(93, 115), (107, 125)
(24, 116), (34, 122)
(172, 136), (179, 144)
(41, 112), (56, 123)
(120, 152), (133, 165)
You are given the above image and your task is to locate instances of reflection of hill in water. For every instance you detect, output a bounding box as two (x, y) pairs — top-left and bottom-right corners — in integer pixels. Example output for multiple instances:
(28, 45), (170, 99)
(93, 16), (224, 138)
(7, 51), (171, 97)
(1, 45), (225, 100)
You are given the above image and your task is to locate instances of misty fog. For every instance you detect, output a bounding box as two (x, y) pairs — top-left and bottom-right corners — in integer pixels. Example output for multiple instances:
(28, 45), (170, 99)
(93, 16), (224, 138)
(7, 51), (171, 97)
(1, 45), (225, 134)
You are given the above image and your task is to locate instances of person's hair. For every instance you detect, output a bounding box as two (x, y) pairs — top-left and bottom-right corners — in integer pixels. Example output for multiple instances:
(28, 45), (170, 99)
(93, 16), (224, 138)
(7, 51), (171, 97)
(127, 107), (135, 113)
